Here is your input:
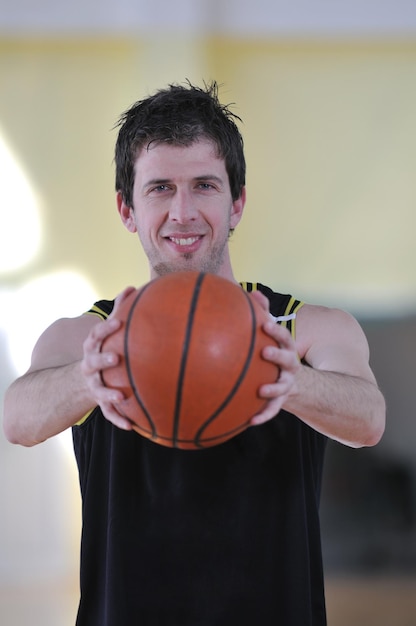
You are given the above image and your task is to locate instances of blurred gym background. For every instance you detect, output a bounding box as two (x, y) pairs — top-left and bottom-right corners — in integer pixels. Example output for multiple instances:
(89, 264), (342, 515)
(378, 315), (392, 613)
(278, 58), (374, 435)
(1, 1), (415, 624)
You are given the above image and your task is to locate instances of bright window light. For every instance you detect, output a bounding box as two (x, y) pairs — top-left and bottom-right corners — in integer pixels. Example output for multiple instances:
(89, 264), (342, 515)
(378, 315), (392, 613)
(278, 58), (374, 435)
(1, 270), (98, 376)
(0, 132), (41, 273)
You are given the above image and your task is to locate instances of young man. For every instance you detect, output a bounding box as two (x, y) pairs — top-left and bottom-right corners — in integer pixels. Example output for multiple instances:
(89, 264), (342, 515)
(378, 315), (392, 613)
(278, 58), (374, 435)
(4, 82), (385, 625)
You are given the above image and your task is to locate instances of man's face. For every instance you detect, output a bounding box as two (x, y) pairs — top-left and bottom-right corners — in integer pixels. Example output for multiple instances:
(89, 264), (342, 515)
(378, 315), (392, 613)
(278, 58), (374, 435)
(118, 139), (245, 279)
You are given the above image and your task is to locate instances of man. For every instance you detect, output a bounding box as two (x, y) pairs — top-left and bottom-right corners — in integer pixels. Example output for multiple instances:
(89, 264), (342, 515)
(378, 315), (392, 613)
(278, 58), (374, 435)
(3, 81), (385, 625)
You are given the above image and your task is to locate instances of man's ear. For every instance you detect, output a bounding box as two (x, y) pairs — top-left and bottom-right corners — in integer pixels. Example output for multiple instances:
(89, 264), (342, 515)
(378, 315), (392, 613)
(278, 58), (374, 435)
(230, 186), (246, 230)
(116, 191), (137, 233)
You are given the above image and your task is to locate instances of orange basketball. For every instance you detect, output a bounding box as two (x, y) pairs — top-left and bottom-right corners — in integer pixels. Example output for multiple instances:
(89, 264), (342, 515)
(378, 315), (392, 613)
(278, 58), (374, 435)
(101, 271), (279, 449)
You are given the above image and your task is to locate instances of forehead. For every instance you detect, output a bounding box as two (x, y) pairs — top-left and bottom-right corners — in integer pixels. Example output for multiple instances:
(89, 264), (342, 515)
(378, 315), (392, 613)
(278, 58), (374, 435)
(134, 139), (227, 181)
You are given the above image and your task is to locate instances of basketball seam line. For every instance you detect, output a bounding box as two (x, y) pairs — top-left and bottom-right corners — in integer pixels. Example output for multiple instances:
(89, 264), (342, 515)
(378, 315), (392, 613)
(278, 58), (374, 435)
(194, 288), (258, 447)
(124, 283), (158, 438)
(172, 272), (206, 447)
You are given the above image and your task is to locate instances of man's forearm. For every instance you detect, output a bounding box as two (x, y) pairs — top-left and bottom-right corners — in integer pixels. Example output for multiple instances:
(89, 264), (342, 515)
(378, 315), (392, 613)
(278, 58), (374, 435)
(3, 361), (95, 447)
(283, 364), (386, 448)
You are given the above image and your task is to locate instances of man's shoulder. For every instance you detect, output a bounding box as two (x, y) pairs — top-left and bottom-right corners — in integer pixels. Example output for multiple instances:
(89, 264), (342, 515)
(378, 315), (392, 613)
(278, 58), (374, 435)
(295, 301), (368, 363)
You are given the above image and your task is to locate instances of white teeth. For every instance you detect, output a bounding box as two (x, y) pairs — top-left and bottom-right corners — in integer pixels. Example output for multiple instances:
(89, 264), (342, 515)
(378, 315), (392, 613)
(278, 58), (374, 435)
(170, 237), (199, 246)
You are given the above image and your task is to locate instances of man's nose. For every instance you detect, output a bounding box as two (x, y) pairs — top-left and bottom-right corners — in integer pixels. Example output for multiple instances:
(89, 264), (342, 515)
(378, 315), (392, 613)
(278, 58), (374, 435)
(168, 188), (198, 222)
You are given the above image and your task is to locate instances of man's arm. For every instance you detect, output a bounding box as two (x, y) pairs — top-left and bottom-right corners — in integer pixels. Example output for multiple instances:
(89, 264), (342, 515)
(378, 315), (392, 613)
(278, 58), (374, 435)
(3, 289), (136, 447)
(251, 295), (386, 448)
(3, 315), (97, 446)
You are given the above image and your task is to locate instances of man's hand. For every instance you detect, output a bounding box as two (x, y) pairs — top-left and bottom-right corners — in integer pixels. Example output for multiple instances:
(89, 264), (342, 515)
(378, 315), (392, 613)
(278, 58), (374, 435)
(249, 291), (300, 426)
(81, 287), (137, 431)
(248, 292), (385, 447)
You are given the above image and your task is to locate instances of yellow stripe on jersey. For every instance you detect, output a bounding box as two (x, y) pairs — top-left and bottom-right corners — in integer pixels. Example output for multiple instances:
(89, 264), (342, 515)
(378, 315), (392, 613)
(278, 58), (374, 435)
(76, 408), (94, 427)
(85, 304), (110, 321)
(240, 282), (303, 339)
(280, 297), (304, 339)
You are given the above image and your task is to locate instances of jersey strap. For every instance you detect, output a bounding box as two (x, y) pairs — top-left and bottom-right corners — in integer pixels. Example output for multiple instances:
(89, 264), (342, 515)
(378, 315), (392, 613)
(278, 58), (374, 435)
(85, 299), (114, 320)
(240, 282), (303, 339)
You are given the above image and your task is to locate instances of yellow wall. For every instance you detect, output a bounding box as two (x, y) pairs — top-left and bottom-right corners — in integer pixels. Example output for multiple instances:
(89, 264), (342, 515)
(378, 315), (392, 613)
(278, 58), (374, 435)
(1, 37), (415, 310)
(208, 39), (416, 308)
(0, 38), (146, 296)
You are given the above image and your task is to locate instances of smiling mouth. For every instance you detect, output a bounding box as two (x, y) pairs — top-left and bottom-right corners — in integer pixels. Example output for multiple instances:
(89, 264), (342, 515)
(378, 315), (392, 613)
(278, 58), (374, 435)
(168, 236), (201, 246)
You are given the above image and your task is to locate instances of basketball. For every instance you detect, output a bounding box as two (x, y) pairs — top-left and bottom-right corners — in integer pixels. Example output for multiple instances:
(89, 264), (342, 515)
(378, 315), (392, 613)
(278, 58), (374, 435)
(101, 271), (279, 449)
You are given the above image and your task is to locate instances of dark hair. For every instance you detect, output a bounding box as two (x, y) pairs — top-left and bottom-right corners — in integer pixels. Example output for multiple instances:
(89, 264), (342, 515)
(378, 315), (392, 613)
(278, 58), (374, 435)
(114, 80), (246, 206)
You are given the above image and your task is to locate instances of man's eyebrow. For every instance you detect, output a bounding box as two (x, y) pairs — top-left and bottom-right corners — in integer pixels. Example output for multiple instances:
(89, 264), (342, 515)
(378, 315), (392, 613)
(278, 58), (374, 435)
(193, 175), (224, 184)
(144, 178), (171, 187)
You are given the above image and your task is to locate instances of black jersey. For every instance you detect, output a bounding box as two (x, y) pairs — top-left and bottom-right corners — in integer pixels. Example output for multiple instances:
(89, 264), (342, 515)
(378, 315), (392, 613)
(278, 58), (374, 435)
(73, 283), (327, 626)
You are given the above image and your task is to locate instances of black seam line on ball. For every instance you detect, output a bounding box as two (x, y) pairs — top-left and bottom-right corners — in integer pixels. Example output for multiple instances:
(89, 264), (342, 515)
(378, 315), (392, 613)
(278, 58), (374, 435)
(125, 282), (157, 438)
(172, 272), (206, 448)
(194, 289), (257, 447)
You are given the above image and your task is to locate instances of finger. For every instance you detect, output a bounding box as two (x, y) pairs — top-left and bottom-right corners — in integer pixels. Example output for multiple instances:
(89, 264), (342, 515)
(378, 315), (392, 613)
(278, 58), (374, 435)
(99, 400), (134, 431)
(249, 290), (270, 313)
(87, 373), (129, 423)
(82, 319), (120, 360)
(250, 396), (286, 425)
(263, 320), (295, 348)
(258, 375), (293, 401)
(93, 318), (122, 343)
(81, 346), (119, 378)
(111, 286), (137, 317)
(91, 380), (124, 405)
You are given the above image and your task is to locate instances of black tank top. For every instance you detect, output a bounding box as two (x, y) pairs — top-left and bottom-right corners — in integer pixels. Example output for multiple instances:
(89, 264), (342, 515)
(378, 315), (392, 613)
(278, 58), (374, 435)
(73, 283), (327, 626)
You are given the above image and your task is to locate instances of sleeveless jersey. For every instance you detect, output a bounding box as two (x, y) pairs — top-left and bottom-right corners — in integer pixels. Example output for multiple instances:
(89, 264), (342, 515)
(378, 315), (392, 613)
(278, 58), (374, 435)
(73, 283), (327, 626)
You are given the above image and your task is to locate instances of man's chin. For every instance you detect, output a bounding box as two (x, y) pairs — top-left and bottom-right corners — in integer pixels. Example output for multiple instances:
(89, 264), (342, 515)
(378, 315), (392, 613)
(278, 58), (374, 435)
(152, 255), (221, 277)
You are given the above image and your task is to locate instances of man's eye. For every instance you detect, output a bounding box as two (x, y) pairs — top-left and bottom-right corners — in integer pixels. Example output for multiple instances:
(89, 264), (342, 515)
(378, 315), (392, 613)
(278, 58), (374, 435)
(198, 183), (214, 190)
